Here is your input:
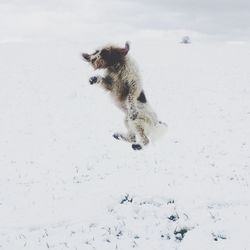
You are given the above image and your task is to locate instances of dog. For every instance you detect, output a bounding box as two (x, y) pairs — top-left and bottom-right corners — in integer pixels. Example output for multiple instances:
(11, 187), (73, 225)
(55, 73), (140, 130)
(82, 42), (167, 150)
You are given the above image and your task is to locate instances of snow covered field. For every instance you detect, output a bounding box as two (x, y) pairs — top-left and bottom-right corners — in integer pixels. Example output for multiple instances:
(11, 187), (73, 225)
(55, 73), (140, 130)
(1, 1), (250, 249)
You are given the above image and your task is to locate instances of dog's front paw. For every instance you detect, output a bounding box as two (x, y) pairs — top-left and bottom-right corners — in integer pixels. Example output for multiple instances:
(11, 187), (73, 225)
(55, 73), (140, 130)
(132, 144), (142, 150)
(89, 76), (98, 85)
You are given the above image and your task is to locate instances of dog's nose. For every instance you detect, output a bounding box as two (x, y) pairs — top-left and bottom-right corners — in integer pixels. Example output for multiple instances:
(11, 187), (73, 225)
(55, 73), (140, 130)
(82, 53), (90, 61)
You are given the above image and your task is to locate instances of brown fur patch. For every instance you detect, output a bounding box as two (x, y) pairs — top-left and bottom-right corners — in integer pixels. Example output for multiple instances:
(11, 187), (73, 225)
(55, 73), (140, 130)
(118, 81), (129, 101)
(100, 47), (126, 67)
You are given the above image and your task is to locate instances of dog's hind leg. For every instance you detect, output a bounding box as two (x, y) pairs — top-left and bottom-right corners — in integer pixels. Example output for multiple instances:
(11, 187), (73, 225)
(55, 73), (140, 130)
(131, 124), (149, 150)
(113, 117), (136, 143)
(113, 133), (136, 143)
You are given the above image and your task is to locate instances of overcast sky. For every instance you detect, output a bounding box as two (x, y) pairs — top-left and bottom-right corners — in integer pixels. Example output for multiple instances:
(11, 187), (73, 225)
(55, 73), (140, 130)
(1, 0), (250, 42)
(132, 0), (250, 39)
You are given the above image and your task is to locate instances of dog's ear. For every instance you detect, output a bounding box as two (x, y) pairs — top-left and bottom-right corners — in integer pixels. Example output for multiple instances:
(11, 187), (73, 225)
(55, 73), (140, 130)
(125, 41), (130, 51)
(119, 42), (130, 56)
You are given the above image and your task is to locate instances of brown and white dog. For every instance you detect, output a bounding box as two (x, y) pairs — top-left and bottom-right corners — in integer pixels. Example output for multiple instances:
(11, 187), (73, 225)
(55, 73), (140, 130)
(82, 42), (167, 150)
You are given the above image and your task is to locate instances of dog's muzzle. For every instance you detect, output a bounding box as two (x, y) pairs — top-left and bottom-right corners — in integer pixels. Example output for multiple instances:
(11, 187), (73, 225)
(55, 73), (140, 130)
(82, 53), (90, 61)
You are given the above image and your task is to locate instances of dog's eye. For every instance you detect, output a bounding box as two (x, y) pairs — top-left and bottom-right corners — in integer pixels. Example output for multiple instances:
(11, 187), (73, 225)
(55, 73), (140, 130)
(92, 50), (99, 55)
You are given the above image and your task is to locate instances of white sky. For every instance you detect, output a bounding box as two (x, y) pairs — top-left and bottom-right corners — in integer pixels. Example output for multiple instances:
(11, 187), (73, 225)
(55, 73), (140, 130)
(0, 0), (250, 42)
(132, 0), (250, 39)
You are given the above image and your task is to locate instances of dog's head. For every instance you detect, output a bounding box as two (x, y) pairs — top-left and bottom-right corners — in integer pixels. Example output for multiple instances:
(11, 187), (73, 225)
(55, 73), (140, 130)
(82, 42), (130, 70)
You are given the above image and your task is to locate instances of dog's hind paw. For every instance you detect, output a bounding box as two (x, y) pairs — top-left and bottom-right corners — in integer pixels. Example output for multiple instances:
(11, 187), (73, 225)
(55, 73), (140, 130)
(113, 133), (121, 140)
(132, 144), (142, 150)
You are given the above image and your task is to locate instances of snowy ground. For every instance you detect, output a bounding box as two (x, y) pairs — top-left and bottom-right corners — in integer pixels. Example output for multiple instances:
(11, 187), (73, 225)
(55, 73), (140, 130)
(1, 1), (250, 250)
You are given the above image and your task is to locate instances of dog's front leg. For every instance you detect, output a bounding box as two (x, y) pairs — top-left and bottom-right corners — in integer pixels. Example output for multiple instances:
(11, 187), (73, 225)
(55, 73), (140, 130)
(89, 75), (113, 91)
(89, 75), (102, 85)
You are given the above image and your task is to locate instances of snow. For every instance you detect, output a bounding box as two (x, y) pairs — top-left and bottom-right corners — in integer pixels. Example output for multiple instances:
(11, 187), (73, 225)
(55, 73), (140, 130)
(1, 1), (250, 249)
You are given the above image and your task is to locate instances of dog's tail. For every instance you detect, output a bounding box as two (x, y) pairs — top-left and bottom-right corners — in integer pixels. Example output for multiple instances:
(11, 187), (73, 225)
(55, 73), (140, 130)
(150, 121), (168, 142)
